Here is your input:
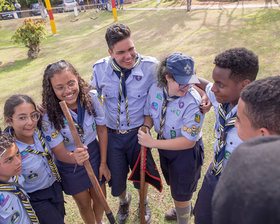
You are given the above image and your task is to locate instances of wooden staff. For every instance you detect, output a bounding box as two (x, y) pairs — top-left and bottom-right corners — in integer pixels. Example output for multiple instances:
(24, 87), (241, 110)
(140, 126), (147, 224)
(59, 101), (116, 224)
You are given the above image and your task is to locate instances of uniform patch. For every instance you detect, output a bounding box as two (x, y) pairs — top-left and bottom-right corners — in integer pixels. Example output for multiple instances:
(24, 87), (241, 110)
(64, 119), (68, 124)
(63, 136), (70, 143)
(195, 114), (200, 123)
(151, 102), (158, 111)
(170, 130), (176, 139)
(171, 109), (181, 116)
(27, 172), (39, 181)
(224, 150), (231, 160)
(0, 194), (10, 207)
(179, 101), (184, 109)
(51, 130), (59, 139)
(46, 136), (51, 142)
(156, 94), (162, 101)
(20, 151), (28, 160)
(41, 121), (50, 132)
(135, 75), (142, 81)
(10, 210), (21, 224)
(184, 125), (201, 137)
(92, 122), (96, 131)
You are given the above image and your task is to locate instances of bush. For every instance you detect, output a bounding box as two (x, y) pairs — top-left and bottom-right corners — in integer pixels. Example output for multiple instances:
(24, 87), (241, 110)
(11, 18), (47, 59)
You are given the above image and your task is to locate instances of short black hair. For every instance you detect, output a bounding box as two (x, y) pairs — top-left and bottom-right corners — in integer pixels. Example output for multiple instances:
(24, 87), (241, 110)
(241, 76), (280, 134)
(214, 48), (259, 82)
(105, 24), (131, 51)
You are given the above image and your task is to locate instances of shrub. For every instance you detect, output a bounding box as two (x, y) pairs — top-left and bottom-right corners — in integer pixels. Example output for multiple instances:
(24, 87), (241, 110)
(11, 18), (47, 59)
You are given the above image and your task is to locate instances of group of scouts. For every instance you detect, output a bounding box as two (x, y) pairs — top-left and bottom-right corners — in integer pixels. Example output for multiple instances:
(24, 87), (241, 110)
(0, 23), (279, 224)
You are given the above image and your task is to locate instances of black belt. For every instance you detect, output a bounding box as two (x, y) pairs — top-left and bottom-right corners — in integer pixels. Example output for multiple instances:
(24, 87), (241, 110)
(107, 126), (140, 134)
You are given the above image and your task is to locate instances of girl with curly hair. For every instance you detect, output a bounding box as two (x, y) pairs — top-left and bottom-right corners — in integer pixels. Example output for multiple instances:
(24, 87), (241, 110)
(41, 60), (110, 224)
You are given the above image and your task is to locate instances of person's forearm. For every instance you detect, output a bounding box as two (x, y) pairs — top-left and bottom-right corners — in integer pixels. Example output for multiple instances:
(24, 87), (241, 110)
(143, 115), (154, 129)
(96, 124), (108, 164)
(196, 77), (210, 91)
(151, 136), (196, 150)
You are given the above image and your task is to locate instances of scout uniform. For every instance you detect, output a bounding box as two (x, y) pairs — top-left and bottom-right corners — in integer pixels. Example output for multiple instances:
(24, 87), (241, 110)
(90, 54), (158, 196)
(144, 83), (204, 201)
(0, 176), (38, 224)
(194, 82), (243, 224)
(5, 127), (65, 223)
(42, 90), (106, 195)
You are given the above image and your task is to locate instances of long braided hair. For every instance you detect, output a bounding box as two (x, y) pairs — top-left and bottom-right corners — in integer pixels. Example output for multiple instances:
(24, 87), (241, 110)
(42, 60), (96, 131)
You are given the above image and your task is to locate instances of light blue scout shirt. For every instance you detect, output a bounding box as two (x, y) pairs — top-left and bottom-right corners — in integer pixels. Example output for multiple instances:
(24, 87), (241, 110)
(206, 83), (243, 168)
(90, 55), (158, 130)
(42, 90), (106, 151)
(0, 176), (32, 224)
(144, 83), (204, 141)
(13, 129), (56, 193)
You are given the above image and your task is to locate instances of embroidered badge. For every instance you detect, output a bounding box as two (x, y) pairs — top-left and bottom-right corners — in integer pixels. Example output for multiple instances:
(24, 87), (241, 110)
(170, 130), (176, 139)
(0, 194), (10, 207)
(20, 151), (28, 160)
(46, 136), (51, 142)
(195, 114), (200, 123)
(92, 122), (96, 131)
(184, 125), (201, 137)
(184, 64), (192, 75)
(224, 150), (231, 160)
(156, 94), (162, 101)
(171, 109), (181, 116)
(63, 136), (70, 143)
(135, 76), (142, 81)
(179, 101), (184, 109)
(10, 210), (21, 224)
(51, 130), (59, 139)
(27, 172), (39, 181)
(41, 121), (50, 132)
(151, 102), (158, 111)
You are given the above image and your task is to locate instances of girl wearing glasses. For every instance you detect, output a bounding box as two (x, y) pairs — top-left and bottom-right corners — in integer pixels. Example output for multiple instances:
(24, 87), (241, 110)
(3, 94), (78, 223)
(41, 60), (110, 224)
(138, 53), (205, 224)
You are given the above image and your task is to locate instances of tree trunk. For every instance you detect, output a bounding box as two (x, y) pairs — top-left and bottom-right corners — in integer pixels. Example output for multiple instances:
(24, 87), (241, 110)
(28, 44), (40, 59)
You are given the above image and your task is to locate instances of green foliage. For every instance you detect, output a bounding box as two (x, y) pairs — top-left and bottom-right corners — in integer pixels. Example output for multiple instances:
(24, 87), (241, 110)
(0, 0), (15, 12)
(11, 18), (47, 59)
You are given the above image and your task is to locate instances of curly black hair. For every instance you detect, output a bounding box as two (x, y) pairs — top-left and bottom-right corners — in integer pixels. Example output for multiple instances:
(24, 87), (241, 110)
(42, 60), (96, 131)
(156, 56), (174, 88)
(105, 23), (131, 51)
(214, 48), (259, 82)
(4, 94), (42, 130)
(241, 76), (280, 134)
(0, 128), (15, 157)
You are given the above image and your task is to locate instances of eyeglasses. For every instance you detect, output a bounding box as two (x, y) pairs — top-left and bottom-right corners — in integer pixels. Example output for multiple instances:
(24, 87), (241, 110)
(53, 80), (77, 92)
(11, 111), (41, 123)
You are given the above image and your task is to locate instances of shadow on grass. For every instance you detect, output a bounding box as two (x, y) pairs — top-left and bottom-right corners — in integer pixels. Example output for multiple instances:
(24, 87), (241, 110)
(0, 58), (32, 73)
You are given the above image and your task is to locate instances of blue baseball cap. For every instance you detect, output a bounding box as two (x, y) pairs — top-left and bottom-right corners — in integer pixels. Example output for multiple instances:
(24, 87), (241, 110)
(166, 53), (200, 85)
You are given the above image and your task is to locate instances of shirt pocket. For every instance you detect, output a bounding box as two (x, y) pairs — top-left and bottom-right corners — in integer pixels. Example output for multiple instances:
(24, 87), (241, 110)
(84, 114), (96, 132)
(130, 89), (148, 100)
(22, 154), (45, 184)
(165, 115), (182, 139)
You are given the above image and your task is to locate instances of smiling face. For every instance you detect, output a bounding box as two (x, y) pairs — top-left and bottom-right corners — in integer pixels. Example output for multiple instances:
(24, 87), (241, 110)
(50, 69), (79, 110)
(6, 102), (39, 144)
(108, 37), (136, 69)
(166, 75), (190, 97)
(0, 143), (22, 182)
(211, 66), (245, 108)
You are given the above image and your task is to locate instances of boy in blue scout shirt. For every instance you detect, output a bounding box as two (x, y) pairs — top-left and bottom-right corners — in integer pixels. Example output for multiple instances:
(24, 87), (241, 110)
(234, 76), (280, 141)
(212, 76), (280, 224)
(41, 60), (110, 224)
(0, 129), (39, 224)
(90, 23), (158, 224)
(193, 47), (259, 224)
(138, 53), (205, 224)
(3, 94), (67, 223)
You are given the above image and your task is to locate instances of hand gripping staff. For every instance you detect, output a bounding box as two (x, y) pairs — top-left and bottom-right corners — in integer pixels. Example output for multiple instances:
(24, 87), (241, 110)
(59, 101), (116, 224)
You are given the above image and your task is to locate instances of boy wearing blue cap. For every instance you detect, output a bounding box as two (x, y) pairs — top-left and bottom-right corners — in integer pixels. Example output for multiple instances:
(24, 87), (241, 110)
(138, 53), (205, 224)
(193, 48), (259, 224)
(90, 23), (158, 223)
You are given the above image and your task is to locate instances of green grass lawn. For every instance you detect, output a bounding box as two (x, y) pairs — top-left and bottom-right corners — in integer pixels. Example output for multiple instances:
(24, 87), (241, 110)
(0, 6), (280, 223)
